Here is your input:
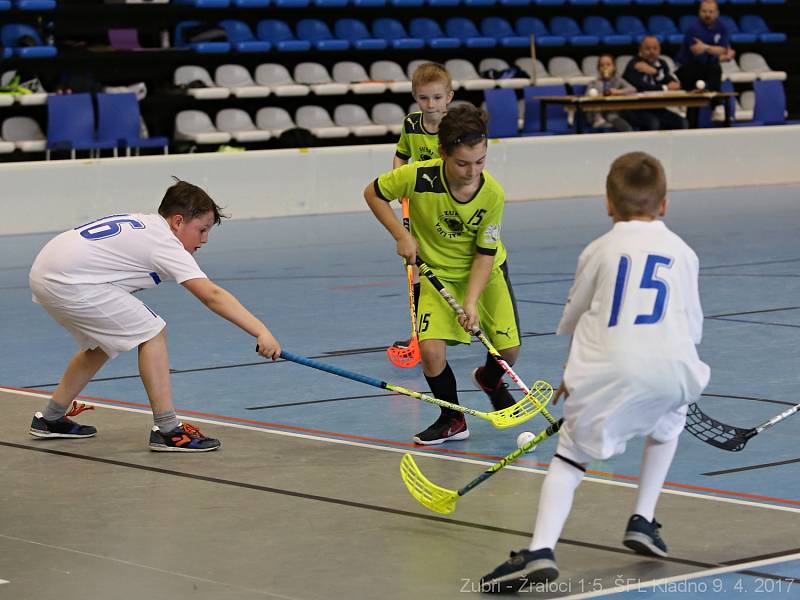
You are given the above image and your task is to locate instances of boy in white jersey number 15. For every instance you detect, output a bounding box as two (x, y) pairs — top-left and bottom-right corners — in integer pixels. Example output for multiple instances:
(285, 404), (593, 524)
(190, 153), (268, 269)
(481, 152), (710, 592)
(366, 104), (521, 445)
(28, 179), (281, 452)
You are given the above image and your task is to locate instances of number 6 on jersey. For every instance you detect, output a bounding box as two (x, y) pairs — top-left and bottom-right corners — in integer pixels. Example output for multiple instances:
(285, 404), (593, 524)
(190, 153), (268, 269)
(609, 254), (673, 327)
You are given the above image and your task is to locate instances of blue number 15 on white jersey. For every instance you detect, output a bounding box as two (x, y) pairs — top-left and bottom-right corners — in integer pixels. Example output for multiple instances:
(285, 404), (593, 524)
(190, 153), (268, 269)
(609, 254), (673, 327)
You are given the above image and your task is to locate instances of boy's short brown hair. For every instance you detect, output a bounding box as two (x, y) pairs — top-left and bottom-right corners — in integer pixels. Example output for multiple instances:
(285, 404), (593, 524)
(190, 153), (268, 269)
(411, 62), (453, 95)
(158, 178), (227, 225)
(606, 152), (667, 219)
(438, 103), (488, 155)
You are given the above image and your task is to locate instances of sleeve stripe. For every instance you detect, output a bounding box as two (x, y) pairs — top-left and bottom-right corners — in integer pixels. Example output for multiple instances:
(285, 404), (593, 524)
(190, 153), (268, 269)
(476, 246), (497, 256)
(373, 179), (391, 202)
(395, 151), (410, 160)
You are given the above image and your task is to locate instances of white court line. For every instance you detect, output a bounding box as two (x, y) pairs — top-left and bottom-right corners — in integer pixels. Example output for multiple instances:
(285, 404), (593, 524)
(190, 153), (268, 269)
(4, 386), (800, 515)
(561, 551), (800, 599)
(0, 579), (8, 584)
(0, 533), (300, 599)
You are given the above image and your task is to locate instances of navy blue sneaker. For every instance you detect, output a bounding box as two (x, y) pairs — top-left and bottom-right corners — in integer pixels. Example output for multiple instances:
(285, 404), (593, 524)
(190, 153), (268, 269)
(473, 367), (516, 411)
(480, 548), (559, 593)
(30, 406), (97, 439)
(149, 422), (221, 452)
(623, 514), (668, 557)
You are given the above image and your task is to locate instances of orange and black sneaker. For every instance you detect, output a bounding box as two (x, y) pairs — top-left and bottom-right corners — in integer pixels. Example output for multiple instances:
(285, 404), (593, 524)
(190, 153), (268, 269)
(149, 422), (220, 452)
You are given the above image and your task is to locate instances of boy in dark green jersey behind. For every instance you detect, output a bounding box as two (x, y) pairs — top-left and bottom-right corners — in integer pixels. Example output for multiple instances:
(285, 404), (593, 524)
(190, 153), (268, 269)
(366, 104), (521, 445)
(391, 63), (454, 349)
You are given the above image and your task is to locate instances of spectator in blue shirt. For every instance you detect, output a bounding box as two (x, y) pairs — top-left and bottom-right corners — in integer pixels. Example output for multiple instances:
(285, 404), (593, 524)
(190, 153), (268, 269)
(675, 0), (735, 93)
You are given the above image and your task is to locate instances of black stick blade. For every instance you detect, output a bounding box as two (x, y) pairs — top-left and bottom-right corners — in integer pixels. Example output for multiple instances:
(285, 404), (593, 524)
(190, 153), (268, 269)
(685, 403), (751, 452)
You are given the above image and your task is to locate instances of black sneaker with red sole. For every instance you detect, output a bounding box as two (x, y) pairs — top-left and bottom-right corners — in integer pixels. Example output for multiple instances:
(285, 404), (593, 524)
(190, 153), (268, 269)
(413, 413), (469, 445)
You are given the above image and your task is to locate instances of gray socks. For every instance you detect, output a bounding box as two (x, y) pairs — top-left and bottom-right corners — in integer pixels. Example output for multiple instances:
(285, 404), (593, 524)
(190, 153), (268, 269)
(42, 398), (69, 422)
(153, 410), (179, 434)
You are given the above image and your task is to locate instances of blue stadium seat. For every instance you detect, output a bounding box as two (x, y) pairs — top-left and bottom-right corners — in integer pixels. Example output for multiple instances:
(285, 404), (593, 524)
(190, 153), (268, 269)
(96, 93), (168, 155)
(601, 0), (630, 5)
(174, 21), (231, 53)
(353, 0), (384, 5)
(0, 2), (11, 9)
(569, 0), (598, 6)
(274, 0), (309, 6)
(297, 19), (349, 51)
(15, 0), (56, 9)
(233, 0), (269, 6)
(515, 17), (566, 46)
(481, 16), (528, 47)
(257, 20), (311, 51)
(647, 15), (684, 45)
(739, 15), (787, 43)
(582, 16), (632, 44)
(428, 0), (459, 6)
(391, 0), (423, 6)
(46, 94), (116, 159)
(372, 18), (424, 49)
(464, 0), (496, 5)
(445, 17), (496, 47)
(633, 0), (662, 5)
(409, 18), (460, 48)
(719, 15), (758, 43)
(729, 0), (756, 5)
(173, 0), (231, 6)
(549, 16), (599, 46)
(665, 0), (693, 5)
(0, 24), (57, 57)
(218, 20), (271, 52)
(499, 0), (529, 6)
(334, 19), (388, 50)
(313, 0), (346, 5)
(522, 84), (570, 134)
(752, 80), (797, 124)
(615, 15), (650, 42)
(483, 88), (519, 138)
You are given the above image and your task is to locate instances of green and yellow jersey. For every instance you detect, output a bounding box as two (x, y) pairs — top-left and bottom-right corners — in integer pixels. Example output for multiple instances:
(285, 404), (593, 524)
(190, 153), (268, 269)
(395, 112), (440, 163)
(374, 159), (507, 281)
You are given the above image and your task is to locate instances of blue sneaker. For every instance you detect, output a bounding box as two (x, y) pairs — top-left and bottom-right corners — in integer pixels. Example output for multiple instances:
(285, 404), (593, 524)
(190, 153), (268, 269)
(29, 411), (97, 439)
(480, 548), (559, 593)
(623, 514), (668, 557)
(149, 422), (220, 452)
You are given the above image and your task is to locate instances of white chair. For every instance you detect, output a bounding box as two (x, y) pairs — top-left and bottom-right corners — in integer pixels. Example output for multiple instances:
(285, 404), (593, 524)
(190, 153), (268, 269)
(409, 102), (420, 113)
(174, 66), (230, 100)
(581, 55), (599, 78)
(0, 136), (14, 153)
(514, 58), (564, 86)
(1, 116), (46, 152)
(334, 104), (388, 137)
(333, 62), (386, 94)
(294, 63), (349, 96)
(215, 109), (272, 142)
(738, 90), (755, 121)
(214, 65), (271, 98)
(0, 95), (12, 107)
(615, 55), (633, 76)
(174, 110), (231, 144)
(371, 61), (411, 94)
(371, 102), (406, 135)
(479, 58), (529, 89)
(295, 105), (350, 138)
(256, 106), (296, 137)
(548, 57), (593, 86)
(407, 59), (431, 80)
(738, 53), (787, 82)
(254, 64), (309, 97)
(445, 59), (494, 91)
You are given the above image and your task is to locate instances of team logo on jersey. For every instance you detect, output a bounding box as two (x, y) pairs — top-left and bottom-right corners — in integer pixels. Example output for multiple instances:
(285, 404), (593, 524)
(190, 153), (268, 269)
(422, 173), (439, 188)
(435, 211), (464, 239)
(418, 145), (435, 161)
(483, 224), (500, 245)
(495, 327), (512, 338)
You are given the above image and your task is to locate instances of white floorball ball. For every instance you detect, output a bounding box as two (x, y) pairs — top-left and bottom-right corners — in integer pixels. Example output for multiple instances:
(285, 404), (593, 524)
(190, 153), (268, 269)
(587, 88), (599, 97)
(695, 80), (706, 90)
(516, 431), (536, 451)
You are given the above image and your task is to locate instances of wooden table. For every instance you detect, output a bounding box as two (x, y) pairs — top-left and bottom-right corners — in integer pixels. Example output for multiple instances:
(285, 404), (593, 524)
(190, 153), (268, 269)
(537, 91), (737, 133)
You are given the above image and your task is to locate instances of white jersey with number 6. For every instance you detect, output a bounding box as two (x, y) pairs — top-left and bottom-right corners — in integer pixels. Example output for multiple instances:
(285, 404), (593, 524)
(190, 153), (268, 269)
(556, 220), (710, 460)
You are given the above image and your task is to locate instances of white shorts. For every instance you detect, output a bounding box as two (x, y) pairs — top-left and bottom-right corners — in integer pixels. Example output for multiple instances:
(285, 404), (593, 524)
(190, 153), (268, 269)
(30, 278), (166, 360)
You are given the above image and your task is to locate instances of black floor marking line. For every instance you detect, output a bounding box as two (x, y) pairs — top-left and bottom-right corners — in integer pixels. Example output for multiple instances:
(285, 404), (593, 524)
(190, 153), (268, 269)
(701, 257), (800, 271)
(706, 316), (800, 330)
(246, 389), (488, 411)
(2, 439), (794, 582)
(707, 306), (800, 319)
(701, 393), (796, 408)
(702, 458), (800, 477)
(516, 299), (567, 307)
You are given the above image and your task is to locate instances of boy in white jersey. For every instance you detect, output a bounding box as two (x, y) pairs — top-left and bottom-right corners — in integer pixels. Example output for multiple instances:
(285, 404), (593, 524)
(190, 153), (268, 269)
(28, 179), (281, 452)
(481, 152), (710, 592)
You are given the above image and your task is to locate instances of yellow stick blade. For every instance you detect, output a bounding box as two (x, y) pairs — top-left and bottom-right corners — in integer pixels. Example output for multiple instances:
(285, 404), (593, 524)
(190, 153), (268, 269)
(488, 380), (554, 429)
(400, 453), (459, 515)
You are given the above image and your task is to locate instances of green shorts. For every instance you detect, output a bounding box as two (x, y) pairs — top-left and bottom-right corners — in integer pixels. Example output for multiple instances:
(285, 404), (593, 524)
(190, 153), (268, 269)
(417, 261), (520, 351)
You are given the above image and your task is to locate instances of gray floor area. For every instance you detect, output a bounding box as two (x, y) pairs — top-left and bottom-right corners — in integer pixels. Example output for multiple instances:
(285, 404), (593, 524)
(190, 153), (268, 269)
(2, 390), (798, 599)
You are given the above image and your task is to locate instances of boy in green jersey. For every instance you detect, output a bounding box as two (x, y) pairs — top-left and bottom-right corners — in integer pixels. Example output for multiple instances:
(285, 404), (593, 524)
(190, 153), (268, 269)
(391, 63), (454, 349)
(365, 104), (520, 444)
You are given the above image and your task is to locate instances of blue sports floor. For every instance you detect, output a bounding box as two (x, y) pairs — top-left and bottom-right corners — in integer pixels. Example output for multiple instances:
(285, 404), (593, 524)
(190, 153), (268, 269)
(1, 184), (799, 597)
